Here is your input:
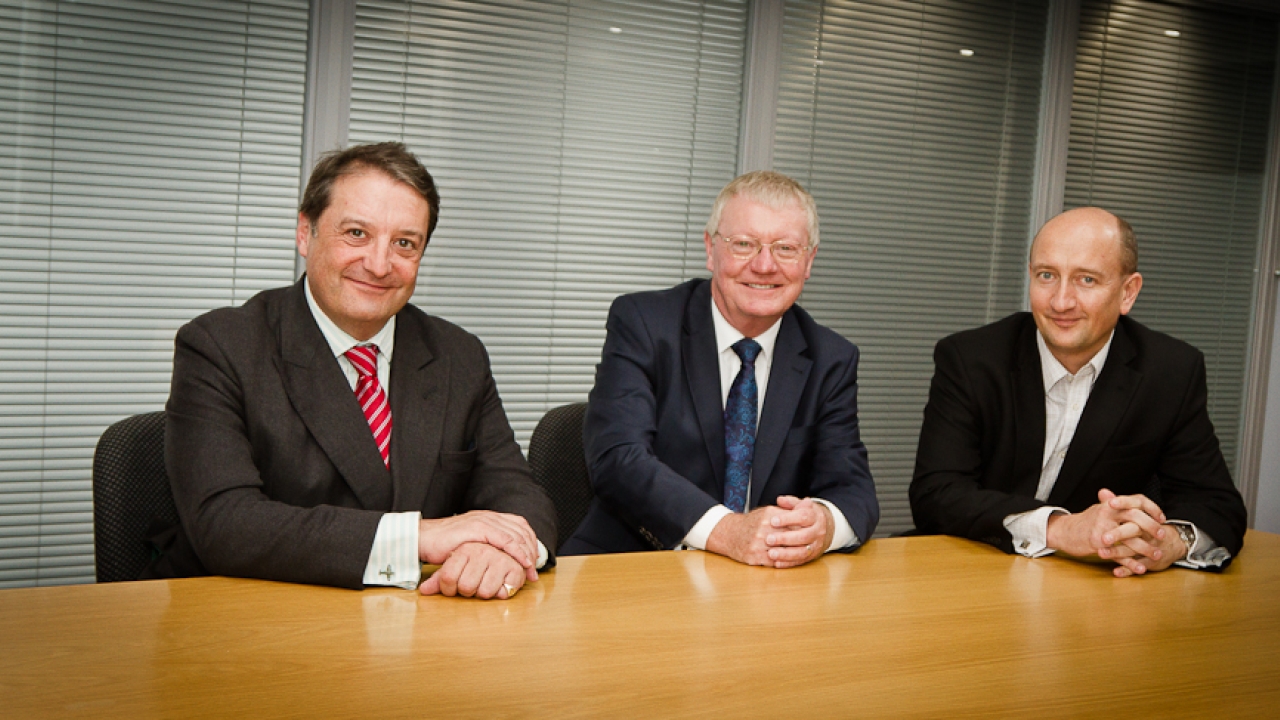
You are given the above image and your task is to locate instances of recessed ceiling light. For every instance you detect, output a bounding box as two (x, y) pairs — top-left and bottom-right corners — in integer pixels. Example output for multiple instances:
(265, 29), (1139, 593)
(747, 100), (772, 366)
(609, 26), (622, 34)
(959, 48), (975, 57)
(1165, 30), (1180, 37)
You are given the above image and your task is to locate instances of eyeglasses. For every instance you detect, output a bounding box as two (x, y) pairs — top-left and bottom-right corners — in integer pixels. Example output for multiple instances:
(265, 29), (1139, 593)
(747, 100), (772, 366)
(712, 233), (811, 264)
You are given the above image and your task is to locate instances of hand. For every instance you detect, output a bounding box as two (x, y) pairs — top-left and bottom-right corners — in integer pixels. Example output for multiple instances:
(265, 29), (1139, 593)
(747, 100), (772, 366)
(765, 496), (835, 568)
(419, 511), (539, 583)
(705, 498), (832, 569)
(1105, 523), (1190, 577)
(1046, 489), (1182, 577)
(418, 542), (530, 599)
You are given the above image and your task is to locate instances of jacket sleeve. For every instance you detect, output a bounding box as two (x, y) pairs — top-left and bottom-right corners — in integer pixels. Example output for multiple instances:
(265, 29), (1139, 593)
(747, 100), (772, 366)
(583, 295), (720, 548)
(910, 337), (1042, 551)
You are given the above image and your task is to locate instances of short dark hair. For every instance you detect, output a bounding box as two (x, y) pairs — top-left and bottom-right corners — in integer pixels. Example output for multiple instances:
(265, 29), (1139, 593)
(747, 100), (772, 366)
(298, 141), (441, 241)
(1116, 214), (1138, 274)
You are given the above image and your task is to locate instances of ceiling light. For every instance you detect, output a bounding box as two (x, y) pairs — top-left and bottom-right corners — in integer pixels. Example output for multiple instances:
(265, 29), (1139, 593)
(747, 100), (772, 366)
(1165, 30), (1180, 37)
(959, 48), (974, 57)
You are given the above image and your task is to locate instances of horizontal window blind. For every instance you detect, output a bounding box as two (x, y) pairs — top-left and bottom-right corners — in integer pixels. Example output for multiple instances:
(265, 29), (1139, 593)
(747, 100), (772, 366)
(350, 0), (746, 446)
(0, 0), (307, 587)
(1066, 0), (1277, 475)
(772, 0), (1049, 534)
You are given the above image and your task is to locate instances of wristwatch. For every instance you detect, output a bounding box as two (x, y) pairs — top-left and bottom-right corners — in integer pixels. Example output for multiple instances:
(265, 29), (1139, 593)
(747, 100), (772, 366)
(1173, 523), (1197, 556)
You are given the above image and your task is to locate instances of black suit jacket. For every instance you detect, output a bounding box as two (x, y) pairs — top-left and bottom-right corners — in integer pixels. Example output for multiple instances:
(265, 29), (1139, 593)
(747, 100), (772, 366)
(149, 279), (556, 588)
(562, 279), (879, 554)
(910, 312), (1246, 559)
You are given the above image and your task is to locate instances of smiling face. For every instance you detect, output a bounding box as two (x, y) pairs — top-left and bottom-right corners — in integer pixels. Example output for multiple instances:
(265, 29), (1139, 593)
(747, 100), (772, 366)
(296, 170), (431, 340)
(1028, 207), (1143, 373)
(704, 194), (815, 338)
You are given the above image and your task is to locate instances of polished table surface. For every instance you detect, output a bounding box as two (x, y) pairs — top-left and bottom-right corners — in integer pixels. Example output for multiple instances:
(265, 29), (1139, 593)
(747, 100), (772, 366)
(3, 532), (1278, 718)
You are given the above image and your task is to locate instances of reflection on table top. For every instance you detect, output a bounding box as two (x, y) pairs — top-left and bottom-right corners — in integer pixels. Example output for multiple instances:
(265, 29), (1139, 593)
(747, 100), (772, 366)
(3, 532), (1278, 718)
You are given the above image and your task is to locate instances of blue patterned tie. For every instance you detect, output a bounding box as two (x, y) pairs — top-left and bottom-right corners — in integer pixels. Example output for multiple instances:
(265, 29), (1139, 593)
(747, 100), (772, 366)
(723, 338), (762, 513)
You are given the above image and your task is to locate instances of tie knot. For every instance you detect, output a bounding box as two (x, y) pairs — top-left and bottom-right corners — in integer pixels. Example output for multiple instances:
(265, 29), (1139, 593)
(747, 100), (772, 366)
(345, 344), (379, 377)
(732, 338), (762, 366)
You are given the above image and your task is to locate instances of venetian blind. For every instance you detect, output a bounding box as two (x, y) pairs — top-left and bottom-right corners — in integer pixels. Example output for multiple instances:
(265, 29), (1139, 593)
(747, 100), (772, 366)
(1066, 0), (1277, 476)
(349, 0), (746, 446)
(0, 0), (308, 587)
(771, 0), (1049, 534)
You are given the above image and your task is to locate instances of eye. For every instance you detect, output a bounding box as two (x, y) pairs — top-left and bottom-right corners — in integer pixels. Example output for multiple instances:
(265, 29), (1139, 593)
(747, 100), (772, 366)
(1080, 276), (1096, 286)
(349, 228), (366, 238)
(1037, 271), (1054, 281)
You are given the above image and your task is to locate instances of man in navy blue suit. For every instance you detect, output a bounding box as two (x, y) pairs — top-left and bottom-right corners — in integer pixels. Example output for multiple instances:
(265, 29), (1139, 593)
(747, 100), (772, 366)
(561, 171), (879, 567)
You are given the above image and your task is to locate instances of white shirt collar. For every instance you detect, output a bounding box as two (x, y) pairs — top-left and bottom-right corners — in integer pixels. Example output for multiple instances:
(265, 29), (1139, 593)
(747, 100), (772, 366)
(710, 297), (782, 359)
(304, 278), (396, 361)
(1036, 327), (1112, 391)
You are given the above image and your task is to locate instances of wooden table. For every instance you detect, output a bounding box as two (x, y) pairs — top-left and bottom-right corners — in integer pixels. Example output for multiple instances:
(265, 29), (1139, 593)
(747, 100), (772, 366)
(2, 532), (1278, 718)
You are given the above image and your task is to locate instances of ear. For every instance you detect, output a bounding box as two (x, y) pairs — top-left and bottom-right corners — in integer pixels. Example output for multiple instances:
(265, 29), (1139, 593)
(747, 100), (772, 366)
(1119, 272), (1143, 315)
(296, 214), (311, 258)
(704, 231), (716, 273)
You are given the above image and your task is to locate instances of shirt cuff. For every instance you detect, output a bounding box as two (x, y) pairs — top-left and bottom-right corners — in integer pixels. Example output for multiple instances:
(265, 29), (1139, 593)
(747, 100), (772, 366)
(1003, 505), (1068, 558)
(811, 498), (858, 551)
(1168, 521), (1231, 569)
(536, 540), (549, 570)
(683, 505), (733, 550)
(363, 511), (422, 589)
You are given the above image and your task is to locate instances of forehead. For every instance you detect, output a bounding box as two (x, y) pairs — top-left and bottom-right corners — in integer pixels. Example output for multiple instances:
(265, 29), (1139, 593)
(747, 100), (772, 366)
(719, 194), (808, 238)
(326, 171), (428, 217)
(1030, 220), (1124, 274)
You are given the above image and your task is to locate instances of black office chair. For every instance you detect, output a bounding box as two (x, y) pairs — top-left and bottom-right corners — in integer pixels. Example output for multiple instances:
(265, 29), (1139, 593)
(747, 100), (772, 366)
(528, 402), (593, 552)
(92, 411), (177, 583)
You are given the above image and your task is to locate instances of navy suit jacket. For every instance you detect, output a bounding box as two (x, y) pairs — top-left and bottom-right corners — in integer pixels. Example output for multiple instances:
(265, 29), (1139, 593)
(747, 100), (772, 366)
(562, 279), (879, 554)
(910, 313), (1246, 561)
(148, 279), (556, 588)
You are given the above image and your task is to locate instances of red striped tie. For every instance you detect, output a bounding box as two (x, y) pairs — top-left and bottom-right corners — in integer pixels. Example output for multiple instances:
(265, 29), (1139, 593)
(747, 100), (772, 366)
(345, 344), (392, 468)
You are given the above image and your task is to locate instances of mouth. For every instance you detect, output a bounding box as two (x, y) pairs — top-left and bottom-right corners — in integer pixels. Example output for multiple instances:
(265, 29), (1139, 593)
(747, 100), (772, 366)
(744, 283), (780, 290)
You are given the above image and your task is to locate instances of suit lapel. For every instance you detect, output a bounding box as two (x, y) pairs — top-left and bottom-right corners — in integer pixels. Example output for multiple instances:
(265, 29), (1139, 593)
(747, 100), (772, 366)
(683, 281), (726, 494)
(1010, 320), (1047, 498)
(750, 311), (810, 510)
(387, 311), (442, 512)
(279, 279), (393, 510)
(1048, 322), (1140, 506)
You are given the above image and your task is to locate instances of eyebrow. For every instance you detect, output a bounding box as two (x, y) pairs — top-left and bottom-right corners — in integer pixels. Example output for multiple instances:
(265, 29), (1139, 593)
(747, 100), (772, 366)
(337, 216), (427, 240)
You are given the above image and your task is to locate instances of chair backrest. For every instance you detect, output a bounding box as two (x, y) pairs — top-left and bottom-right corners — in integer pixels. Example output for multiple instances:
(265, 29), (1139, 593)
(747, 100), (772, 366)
(527, 402), (592, 551)
(92, 411), (176, 582)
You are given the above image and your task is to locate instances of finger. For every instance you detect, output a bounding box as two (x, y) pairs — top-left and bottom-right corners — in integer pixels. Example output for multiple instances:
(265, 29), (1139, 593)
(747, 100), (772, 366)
(1119, 534), (1162, 560)
(418, 575), (440, 595)
(766, 524), (824, 548)
(1098, 543), (1136, 559)
(435, 554), (466, 597)
(1106, 493), (1166, 525)
(769, 503), (818, 531)
(1101, 518), (1156, 546)
(1114, 509), (1165, 540)
(774, 495), (802, 510)
(475, 559), (510, 600)
(767, 542), (821, 565)
(455, 551), (489, 598)
(1113, 565), (1134, 578)
(498, 567), (526, 600)
(1113, 555), (1149, 576)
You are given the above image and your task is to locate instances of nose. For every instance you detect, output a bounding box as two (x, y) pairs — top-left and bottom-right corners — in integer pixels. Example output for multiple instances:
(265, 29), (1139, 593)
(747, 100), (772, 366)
(1050, 280), (1075, 312)
(748, 243), (780, 274)
(364, 241), (394, 277)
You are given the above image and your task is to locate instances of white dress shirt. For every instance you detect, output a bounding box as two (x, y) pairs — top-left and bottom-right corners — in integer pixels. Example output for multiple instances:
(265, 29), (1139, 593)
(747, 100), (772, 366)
(1003, 330), (1226, 568)
(304, 283), (546, 590)
(681, 299), (858, 552)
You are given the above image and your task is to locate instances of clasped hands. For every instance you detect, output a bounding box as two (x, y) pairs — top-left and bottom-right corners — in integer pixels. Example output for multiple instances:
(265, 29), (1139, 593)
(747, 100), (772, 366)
(706, 495), (835, 568)
(1046, 488), (1189, 578)
(416, 510), (540, 600)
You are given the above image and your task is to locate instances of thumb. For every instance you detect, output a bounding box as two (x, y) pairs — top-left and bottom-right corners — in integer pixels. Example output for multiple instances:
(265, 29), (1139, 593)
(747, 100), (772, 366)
(418, 576), (440, 596)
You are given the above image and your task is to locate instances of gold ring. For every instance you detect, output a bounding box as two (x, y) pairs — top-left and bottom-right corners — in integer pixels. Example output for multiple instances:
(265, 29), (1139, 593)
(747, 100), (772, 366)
(503, 583), (518, 598)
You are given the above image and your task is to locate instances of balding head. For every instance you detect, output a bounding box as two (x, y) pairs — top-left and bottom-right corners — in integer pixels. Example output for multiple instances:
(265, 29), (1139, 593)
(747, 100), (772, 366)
(1032, 207), (1136, 275)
